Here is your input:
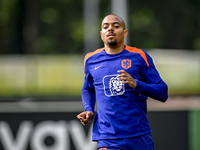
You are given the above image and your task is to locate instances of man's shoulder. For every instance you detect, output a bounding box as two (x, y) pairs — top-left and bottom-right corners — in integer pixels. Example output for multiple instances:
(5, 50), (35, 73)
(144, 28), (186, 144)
(85, 47), (105, 58)
(125, 45), (145, 53)
(84, 47), (105, 67)
(125, 45), (150, 67)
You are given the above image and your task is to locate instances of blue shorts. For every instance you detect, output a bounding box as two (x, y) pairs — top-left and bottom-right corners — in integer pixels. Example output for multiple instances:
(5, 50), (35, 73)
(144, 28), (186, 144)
(98, 133), (154, 150)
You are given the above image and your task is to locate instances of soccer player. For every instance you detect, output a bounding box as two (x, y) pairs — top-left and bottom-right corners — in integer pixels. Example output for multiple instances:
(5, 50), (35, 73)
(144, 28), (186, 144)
(77, 14), (168, 150)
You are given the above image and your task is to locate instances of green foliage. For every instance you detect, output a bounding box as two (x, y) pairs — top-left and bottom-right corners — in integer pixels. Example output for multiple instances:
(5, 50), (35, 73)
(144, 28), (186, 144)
(0, 0), (200, 54)
(193, 38), (200, 50)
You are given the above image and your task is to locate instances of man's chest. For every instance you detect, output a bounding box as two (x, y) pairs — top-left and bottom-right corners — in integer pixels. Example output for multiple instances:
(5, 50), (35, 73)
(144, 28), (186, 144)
(89, 57), (142, 82)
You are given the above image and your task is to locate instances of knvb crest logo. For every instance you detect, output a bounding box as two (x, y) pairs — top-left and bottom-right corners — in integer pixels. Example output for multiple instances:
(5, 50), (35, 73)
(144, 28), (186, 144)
(121, 59), (131, 69)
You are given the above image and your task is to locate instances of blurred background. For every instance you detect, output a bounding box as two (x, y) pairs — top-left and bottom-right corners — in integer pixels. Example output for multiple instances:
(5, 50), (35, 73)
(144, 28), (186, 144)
(0, 0), (200, 150)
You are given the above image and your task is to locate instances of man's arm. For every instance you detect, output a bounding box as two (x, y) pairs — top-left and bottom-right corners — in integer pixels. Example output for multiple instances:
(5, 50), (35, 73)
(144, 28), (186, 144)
(77, 84), (95, 126)
(135, 79), (168, 102)
(117, 70), (168, 102)
(81, 73), (96, 112)
(77, 69), (96, 125)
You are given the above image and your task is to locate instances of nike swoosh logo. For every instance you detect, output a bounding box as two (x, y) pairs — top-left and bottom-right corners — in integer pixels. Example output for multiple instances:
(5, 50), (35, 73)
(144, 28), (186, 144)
(95, 65), (103, 70)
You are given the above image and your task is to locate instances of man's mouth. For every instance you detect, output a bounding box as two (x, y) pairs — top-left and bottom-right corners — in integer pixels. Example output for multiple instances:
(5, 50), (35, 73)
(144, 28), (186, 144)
(107, 32), (116, 37)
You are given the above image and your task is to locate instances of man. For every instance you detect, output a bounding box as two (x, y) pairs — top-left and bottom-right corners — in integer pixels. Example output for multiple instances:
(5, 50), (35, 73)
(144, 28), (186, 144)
(77, 14), (168, 150)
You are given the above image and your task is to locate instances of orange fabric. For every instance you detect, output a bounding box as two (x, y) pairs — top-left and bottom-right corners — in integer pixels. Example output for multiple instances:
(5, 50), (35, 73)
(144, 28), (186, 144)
(84, 47), (105, 68)
(99, 147), (107, 150)
(125, 45), (150, 67)
(84, 45), (150, 68)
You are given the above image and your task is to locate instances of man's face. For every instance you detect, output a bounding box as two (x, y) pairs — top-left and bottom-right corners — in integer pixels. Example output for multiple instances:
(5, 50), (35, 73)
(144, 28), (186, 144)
(100, 15), (128, 47)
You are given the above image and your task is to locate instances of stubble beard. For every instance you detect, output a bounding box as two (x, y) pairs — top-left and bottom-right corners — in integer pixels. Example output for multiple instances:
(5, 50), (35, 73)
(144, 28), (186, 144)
(107, 40), (117, 47)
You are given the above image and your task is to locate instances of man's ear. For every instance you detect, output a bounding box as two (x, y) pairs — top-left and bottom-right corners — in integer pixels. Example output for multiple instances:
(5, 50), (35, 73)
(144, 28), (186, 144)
(124, 29), (128, 38)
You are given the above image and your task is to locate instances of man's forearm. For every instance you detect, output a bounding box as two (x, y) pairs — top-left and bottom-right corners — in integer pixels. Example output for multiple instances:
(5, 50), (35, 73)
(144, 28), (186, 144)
(136, 80), (168, 102)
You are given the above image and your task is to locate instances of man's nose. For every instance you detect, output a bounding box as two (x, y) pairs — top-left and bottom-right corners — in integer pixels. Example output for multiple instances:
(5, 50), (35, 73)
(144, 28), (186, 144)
(108, 25), (114, 31)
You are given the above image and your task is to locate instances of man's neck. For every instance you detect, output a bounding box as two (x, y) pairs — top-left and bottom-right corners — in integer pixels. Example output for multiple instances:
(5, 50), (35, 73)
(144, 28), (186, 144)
(104, 44), (125, 54)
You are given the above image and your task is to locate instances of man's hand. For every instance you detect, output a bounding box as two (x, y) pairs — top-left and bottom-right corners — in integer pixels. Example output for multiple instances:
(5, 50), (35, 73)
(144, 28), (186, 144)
(117, 70), (137, 88)
(77, 111), (94, 126)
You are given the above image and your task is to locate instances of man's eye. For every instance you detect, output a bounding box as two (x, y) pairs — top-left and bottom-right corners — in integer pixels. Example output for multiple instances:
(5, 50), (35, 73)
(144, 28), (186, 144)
(114, 26), (119, 28)
(103, 26), (108, 29)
